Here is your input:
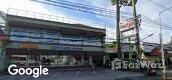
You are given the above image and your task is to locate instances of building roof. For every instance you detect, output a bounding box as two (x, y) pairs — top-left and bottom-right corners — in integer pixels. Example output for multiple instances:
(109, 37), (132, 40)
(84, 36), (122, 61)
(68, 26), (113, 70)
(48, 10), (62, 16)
(106, 42), (172, 55)
(4, 8), (106, 35)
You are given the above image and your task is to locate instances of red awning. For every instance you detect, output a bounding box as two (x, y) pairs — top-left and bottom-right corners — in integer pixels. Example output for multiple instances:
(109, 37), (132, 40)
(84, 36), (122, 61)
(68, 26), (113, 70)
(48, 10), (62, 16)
(0, 34), (7, 40)
(150, 47), (161, 56)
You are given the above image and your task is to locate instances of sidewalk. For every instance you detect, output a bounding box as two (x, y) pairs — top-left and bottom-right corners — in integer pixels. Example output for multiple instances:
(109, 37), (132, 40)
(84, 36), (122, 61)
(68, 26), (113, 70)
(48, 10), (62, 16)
(115, 76), (161, 80)
(156, 69), (172, 79)
(0, 68), (144, 80)
(166, 70), (172, 79)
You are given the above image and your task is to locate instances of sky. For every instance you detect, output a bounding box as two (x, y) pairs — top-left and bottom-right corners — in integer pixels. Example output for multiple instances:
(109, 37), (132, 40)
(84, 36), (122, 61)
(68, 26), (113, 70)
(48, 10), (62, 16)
(0, 0), (172, 44)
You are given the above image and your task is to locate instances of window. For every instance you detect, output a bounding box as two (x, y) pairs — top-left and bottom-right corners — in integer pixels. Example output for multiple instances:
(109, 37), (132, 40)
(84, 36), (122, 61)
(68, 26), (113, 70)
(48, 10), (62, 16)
(83, 37), (102, 45)
(10, 27), (59, 43)
(62, 34), (80, 39)
(10, 36), (29, 41)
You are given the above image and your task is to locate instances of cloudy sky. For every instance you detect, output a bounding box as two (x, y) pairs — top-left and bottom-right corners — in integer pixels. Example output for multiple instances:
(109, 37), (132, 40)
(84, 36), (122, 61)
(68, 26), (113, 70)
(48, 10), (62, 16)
(0, 0), (172, 44)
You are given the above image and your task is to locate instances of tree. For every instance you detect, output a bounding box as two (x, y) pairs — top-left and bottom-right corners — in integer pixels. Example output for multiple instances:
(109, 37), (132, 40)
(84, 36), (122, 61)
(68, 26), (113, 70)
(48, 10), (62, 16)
(105, 41), (117, 48)
(111, 0), (137, 6)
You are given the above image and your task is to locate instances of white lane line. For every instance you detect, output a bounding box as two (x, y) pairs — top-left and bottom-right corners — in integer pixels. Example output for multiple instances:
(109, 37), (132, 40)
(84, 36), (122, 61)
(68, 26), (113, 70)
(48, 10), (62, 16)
(51, 70), (63, 78)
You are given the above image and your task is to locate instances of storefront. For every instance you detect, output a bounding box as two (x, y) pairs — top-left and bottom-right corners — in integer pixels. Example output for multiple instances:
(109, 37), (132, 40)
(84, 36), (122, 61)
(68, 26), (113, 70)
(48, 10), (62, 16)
(6, 48), (103, 67)
(0, 9), (106, 71)
(0, 9), (106, 69)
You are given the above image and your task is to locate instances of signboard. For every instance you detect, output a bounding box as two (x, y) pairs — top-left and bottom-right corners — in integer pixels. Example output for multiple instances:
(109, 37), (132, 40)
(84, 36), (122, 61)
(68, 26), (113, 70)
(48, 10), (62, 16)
(20, 43), (38, 49)
(10, 27), (59, 43)
(106, 48), (117, 53)
(120, 20), (135, 32)
(0, 34), (7, 40)
(121, 29), (136, 38)
(51, 45), (83, 51)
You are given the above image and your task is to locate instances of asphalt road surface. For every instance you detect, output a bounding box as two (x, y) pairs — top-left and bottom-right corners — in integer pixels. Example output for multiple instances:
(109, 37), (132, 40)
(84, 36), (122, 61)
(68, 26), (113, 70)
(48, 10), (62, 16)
(0, 68), (161, 80)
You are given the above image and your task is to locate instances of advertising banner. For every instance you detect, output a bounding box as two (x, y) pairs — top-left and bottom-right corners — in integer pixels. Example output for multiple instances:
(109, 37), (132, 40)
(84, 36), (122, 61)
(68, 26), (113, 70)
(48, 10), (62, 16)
(119, 20), (135, 32)
(20, 43), (38, 49)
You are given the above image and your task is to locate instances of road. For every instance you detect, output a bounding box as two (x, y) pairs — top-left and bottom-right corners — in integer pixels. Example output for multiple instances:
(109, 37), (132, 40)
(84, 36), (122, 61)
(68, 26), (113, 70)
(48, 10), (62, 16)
(0, 68), (163, 80)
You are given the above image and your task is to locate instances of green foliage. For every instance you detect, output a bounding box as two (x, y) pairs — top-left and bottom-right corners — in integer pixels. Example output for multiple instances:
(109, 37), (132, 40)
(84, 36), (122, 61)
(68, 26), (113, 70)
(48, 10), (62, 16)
(105, 41), (116, 48)
(111, 0), (117, 5)
(111, 0), (137, 6)
(126, 0), (137, 6)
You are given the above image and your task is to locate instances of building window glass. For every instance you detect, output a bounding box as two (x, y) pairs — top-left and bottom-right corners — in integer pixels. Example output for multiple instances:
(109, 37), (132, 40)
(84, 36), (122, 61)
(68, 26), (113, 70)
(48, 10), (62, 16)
(83, 37), (101, 46)
(60, 34), (81, 44)
(10, 27), (59, 43)
(9, 55), (82, 67)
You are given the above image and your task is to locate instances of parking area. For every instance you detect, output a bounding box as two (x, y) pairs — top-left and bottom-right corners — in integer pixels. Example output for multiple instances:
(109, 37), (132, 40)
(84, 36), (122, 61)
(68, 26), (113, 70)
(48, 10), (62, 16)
(0, 68), (145, 80)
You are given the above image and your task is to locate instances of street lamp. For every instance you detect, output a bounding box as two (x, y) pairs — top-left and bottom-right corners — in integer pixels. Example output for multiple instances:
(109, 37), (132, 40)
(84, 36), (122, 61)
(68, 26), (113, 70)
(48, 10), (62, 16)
(159, 6), (172, 79)
(140, 33), (154, 41)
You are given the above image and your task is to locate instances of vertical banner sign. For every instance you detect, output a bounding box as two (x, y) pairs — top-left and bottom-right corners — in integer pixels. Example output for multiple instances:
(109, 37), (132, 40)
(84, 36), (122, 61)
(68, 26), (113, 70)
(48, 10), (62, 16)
(120, 19), (136, 38)
(119, 15), (141, 59)
(120, 20), (135, 32)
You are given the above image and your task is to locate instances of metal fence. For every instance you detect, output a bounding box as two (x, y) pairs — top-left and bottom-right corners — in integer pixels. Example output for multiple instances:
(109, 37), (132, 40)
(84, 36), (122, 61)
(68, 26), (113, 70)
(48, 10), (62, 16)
(6, 8), (109, 29)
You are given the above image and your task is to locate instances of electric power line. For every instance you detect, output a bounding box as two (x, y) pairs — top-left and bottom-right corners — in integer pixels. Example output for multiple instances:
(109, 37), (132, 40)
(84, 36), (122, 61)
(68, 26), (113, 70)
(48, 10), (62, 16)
(31, 0), (135, 17)
(147, 0), (166, 9)
(31, 0), (172, 29)
(31, 0), (116, 18)
(30, 0), (172, 31)
(147, 0), (172, 13)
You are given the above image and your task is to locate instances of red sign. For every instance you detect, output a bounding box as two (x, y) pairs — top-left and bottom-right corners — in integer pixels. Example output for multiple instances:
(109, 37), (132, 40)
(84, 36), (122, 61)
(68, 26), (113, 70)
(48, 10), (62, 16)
(150, 47), (161, 56)
(0, 34), (7, 40)
(120, 20), (135, 31)
(20, 43), (38, 49)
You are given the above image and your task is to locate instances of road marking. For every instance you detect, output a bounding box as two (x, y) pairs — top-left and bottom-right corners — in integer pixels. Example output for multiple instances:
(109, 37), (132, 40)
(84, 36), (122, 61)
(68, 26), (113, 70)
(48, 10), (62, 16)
(51, 70), (63, 78)
(21, 76), (30, 80)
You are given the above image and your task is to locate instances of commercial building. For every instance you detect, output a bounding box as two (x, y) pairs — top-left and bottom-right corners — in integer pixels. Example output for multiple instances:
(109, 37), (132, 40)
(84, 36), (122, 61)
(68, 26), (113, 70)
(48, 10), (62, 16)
(106, 42), (172, 68)
(143, 43), (172, 68)
(0, 8), (106, 71)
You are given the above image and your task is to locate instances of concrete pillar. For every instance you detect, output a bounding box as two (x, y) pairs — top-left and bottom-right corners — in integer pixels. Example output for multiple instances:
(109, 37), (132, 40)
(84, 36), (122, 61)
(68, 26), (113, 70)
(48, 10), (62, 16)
(26, 55), (29, 66)
(111, 61), (115, 70)
(129, 53), (132, 60)
(0, 41), (6, 72)
(72, 56), (75, 65)
(88, 55), (93, 65)
(0, 51), (7, 72)
(122, 53), (124, 59)
(0, 60), (3, 72)
(103, 55), (106, 65)
(62, 56), (67, 64)
(81, 55), (84, 65)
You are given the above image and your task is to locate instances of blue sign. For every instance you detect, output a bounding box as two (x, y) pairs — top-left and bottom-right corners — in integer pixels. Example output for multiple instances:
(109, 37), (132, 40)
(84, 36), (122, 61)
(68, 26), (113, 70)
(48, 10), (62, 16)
(51, 45), (83, 51)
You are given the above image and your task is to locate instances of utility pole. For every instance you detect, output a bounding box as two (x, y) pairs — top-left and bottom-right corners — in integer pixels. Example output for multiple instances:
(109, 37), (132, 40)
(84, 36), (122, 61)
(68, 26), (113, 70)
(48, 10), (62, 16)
(112, 0), (138, 59)
(159, 6), (172, 79)
(132, 0), (140, 59)
(116, 0), (122, 58)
